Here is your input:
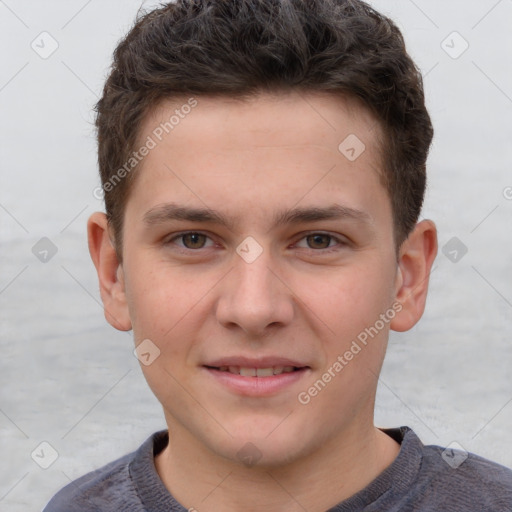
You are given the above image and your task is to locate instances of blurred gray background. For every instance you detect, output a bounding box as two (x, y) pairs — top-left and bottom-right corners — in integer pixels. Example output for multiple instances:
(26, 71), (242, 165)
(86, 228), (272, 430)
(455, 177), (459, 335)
(1, 1), (511, 510)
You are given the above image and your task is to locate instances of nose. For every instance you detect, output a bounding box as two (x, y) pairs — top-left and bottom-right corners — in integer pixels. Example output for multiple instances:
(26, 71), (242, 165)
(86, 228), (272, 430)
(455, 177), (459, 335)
(215, 246), (294, 337)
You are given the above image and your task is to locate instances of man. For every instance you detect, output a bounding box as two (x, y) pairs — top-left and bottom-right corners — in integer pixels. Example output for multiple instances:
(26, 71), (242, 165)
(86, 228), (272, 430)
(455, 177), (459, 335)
(44, 0), (512, 510)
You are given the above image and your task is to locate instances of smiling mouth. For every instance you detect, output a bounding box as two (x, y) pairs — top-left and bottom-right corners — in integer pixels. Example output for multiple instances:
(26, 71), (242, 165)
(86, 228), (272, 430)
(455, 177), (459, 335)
(205, 365), (307, 377)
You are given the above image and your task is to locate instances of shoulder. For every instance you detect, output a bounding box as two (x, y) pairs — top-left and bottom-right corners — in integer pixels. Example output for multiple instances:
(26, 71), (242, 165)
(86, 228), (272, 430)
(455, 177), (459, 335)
(42, 452), (135, 512)
(42, 431), (166, 512)
(378, 427), (512, 511)
(419, 438), (512, 509)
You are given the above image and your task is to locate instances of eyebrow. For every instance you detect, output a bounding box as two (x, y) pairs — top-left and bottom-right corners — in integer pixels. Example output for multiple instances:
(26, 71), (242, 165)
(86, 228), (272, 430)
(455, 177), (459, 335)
(143, 202), (373, 231)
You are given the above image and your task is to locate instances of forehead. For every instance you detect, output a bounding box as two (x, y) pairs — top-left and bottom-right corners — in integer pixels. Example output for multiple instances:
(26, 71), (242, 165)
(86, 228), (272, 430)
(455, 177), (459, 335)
(127, 91), (389, 229)
(140, 90), (382, 158)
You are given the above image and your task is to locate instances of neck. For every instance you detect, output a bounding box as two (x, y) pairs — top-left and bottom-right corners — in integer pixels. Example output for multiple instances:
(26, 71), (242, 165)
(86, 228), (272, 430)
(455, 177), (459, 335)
(155, 421), (401, 512)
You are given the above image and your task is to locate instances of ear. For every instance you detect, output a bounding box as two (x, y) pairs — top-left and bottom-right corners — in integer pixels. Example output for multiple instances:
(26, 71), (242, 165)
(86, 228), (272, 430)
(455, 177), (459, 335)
(390, 219), (438, 332)
(87, 212), (132, 331)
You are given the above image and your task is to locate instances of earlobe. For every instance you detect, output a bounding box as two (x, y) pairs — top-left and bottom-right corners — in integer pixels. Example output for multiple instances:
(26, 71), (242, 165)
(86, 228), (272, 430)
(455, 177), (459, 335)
(87, 212), (132, 331)
(390, 220), (438, 332)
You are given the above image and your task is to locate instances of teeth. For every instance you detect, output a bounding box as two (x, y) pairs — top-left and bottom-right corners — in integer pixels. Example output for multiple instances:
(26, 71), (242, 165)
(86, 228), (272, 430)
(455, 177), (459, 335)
(215, 365), (300, 376)
(256, 367), (274, 377)
(240, 367), (257, 377)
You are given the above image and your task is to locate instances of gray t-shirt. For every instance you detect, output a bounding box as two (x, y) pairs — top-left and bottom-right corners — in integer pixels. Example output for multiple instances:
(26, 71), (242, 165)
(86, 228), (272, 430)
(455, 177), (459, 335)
(43, 426), (512, 511)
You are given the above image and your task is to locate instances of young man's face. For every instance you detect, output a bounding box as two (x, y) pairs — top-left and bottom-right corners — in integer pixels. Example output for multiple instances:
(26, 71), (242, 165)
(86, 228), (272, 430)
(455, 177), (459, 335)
(90, 91), (435, 467)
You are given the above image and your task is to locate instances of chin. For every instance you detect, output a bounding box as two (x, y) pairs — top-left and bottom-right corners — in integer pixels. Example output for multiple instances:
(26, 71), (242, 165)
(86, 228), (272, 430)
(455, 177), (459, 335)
(210, 417), (315, 468)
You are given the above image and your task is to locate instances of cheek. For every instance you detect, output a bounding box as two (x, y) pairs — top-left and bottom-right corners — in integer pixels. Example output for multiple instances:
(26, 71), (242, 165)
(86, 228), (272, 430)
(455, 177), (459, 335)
(298, 260), (395, 340)
(125, 261), (203, 394)
(296, 265), (393, 421)
(124, 252), (184, 329)
(124, 255), (219, 365)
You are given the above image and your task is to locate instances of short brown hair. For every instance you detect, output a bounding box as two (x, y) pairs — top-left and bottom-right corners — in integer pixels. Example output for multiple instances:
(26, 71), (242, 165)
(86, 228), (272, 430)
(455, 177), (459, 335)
(95, 0), (433, 258)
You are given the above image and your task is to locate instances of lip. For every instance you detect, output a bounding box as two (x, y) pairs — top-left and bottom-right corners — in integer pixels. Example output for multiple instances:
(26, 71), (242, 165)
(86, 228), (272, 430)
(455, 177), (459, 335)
(204, 356), (309, 368)
(202, 357), (311, 397)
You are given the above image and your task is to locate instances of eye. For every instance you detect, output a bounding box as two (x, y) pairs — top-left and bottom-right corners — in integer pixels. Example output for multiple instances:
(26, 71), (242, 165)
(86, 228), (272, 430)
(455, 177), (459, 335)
(295, 233), (346, 251)
(166, 232), (215, 250)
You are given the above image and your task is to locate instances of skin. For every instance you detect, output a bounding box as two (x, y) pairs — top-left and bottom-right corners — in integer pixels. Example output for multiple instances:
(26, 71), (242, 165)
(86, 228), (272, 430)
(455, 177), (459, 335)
(88, 90), (437, 512)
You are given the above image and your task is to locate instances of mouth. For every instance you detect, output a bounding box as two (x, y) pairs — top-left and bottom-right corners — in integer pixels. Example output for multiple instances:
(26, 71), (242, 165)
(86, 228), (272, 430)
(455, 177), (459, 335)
(204, 365), (305, 377)
(202, 360), (310, 396)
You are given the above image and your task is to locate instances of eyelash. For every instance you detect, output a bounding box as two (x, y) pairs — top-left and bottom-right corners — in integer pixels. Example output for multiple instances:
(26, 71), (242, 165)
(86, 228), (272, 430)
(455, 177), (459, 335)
(164, 231), (348, 254)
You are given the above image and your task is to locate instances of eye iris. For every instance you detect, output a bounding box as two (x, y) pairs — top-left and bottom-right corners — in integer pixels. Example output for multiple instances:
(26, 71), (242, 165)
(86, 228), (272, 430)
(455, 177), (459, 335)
(183, 233), (206, 249)
(307, 234), (331, 249)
